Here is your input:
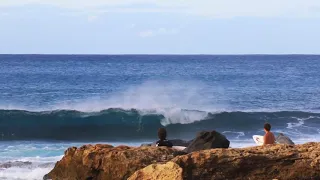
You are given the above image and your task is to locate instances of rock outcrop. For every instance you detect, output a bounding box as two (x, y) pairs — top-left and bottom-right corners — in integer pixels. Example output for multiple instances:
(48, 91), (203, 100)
(45, 142), (320, 180)
(44, 144), (177, 180)
(138, 142), (320, 180)
(276, 133), (295, 145)
(184, 130), (230, 153)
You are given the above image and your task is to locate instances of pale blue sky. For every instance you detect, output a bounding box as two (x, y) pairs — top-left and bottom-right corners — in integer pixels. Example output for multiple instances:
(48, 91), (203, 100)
(0, 0), (320, 54)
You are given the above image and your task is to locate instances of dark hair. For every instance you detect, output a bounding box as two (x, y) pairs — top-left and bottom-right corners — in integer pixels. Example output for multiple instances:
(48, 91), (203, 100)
(264, 123), (271, 131)
(158, 128), (167, 140)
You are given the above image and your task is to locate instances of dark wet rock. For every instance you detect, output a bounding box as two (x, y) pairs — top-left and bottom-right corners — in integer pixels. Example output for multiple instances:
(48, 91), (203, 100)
(0, 161), (32, 169)
(43, 174), (51, 180)
(184, 130), (230, 153)
(276, 133), (295, 145)
(170, 139), (191, 147)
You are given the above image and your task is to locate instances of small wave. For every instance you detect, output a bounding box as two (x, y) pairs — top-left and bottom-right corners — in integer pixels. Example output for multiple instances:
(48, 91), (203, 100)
(286, 116), (311, 129)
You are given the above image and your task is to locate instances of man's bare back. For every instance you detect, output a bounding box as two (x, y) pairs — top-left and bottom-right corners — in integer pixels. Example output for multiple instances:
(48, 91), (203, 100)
(264, 131), (275, 145)
(263, 123), (275, 145)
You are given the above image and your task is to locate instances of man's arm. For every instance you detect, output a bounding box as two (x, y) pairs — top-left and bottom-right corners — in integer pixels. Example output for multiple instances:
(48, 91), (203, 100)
(263, 134), (267, 146)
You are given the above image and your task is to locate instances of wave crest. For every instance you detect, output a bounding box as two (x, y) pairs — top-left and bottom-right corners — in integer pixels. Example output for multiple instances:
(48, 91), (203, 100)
(0, 109), (319, 141)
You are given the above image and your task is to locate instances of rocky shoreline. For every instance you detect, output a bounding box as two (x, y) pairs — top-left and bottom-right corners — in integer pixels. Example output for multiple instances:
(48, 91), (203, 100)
(44, 131), (320, 180)
(44, 142), (320, 180)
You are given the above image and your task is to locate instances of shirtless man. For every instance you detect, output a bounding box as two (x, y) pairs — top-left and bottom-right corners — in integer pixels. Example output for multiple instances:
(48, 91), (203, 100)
(155, 128), (173, 147)
(263, 123), (275, 145)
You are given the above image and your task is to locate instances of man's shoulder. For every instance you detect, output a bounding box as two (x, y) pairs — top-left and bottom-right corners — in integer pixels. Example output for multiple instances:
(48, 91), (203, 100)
(265, 132), (276, 139)
(265, 132), (273, 137)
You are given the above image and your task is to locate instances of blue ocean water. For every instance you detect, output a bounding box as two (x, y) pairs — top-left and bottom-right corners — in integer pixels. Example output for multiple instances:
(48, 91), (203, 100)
(0, 55), (320, 179)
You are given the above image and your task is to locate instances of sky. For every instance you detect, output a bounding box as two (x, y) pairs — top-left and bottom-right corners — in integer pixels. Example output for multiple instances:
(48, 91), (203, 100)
(0, 0), (320, 54)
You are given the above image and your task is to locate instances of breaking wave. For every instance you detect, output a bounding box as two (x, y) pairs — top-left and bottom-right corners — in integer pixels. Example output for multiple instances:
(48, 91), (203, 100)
(1, 109), (319, 141)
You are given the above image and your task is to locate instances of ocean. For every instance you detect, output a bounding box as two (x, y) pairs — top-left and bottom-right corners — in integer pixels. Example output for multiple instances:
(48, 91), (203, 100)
(0, 54), (320, 179)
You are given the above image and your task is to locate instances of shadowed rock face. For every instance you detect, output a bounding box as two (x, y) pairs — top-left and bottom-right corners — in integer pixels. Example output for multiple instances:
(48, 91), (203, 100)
(276, 133), (295, 145)
(140, 131), (229, 153)
(45, 142), (320, 180)
(184, 130), (230, 153)
(44, 144), (177, 180)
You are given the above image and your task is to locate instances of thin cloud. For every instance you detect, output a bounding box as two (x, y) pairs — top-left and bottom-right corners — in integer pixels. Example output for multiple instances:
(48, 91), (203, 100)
(0, 0), (320, 18)
(0, 12), (9, 16)
(139, 30), (154, 38)
(129, 24), (136, 29)
(87, 15), (98, 22)
(139, 28), (179, 38)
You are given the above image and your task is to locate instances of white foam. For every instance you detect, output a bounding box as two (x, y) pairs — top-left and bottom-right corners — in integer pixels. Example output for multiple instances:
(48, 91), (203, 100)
(222, 131), (245, 139)
(49, 80), (228, 125)
(0, 141), (147, 180)
(16, 156), (63, 164)
(0, 80), (228, 125)
(229, 139), (256, 148)
(0, 167), (53, 180)
(286, 116), (318, 129)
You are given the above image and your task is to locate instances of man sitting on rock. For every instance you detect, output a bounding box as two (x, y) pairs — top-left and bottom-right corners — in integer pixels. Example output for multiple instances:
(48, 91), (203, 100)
(156, 128), (173, 147)
(263, 123), (275, 145)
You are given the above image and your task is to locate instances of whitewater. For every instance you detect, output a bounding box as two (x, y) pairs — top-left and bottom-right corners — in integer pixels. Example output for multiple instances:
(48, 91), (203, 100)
(1, 55), (320, 179)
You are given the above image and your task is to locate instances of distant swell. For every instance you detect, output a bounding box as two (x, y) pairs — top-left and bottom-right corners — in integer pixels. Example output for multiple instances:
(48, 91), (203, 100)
(0, 109), (320, 141)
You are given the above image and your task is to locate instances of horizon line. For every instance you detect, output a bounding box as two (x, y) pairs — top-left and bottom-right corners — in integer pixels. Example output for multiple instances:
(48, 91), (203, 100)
(1, 53), (320, 56)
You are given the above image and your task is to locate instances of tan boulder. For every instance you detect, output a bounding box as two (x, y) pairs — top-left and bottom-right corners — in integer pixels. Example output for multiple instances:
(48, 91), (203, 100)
(44, 144), (177, 180)
(128, 161), (183, 180)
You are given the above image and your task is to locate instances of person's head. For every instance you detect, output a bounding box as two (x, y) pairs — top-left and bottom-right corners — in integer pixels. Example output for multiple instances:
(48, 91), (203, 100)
(158, 128), (167, 141)
(264, 123), (271, 132)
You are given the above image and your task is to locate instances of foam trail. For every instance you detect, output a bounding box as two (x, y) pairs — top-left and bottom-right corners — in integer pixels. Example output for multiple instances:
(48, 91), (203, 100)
(0, 167), (53, 180)
(287, 117), (309, 129)
(222, 131), (245, 139)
